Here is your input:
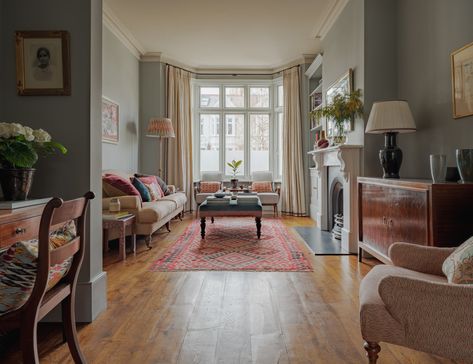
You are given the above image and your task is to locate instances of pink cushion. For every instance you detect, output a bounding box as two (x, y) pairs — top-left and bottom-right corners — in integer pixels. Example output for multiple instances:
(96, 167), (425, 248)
(138, 176), (164, 199)
(200, 181), (221, 193)
(251, 181), (273, 193)
(103, 174), (141, 198)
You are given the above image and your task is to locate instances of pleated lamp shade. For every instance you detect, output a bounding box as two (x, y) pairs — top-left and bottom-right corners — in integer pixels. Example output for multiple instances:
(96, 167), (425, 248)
(366, 101), (416, 134)
(146, 117), (175, 138)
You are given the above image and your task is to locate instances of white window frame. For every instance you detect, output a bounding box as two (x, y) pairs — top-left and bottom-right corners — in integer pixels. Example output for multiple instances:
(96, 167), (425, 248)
(193, 78), (283, 181)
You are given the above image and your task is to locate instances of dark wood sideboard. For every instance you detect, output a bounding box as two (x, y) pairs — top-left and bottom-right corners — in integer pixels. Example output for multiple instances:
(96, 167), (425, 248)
(358, 177), (473, 263)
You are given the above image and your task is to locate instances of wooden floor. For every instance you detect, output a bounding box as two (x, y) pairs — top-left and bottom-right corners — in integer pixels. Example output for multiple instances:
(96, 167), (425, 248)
(0, 215), (457, 364)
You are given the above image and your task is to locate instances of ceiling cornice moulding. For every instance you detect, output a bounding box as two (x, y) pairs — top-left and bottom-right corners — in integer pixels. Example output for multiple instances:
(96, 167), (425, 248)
(103, 3), (145, 59)
(313, 0), (349, 40)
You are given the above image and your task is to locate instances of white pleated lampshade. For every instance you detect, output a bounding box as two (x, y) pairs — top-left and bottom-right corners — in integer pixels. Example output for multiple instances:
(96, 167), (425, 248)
(146, 117), (175, 138)
(366, 100), (416, 134)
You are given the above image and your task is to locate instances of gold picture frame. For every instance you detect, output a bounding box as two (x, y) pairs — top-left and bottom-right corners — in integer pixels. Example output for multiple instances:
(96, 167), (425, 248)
(451, 41), (473, 119)
(325, 68), (354, 137)
(15, 30), (71, 96)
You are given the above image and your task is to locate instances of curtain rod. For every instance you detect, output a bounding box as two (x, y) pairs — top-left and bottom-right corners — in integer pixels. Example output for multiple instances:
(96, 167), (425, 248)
(165, 63), (300, 77)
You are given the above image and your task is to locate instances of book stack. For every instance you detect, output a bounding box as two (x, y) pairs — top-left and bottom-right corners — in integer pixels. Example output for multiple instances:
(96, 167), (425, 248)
(103, 211), (133, 220)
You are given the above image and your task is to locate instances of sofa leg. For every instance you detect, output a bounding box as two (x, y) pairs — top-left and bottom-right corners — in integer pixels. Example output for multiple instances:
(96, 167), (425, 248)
(273, 205), (277, 217)
(178, 212), (183, 221)
(145, 235), (152, 249)
(165, 222), (171, 232)
(364, 341), (380, 364)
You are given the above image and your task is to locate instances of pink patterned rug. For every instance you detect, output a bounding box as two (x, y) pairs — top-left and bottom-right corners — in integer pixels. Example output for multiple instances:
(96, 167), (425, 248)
(149, 218), (313, 272)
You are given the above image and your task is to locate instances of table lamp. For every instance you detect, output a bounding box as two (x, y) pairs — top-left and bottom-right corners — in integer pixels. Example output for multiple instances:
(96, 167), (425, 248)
(366, 101), (416, 178)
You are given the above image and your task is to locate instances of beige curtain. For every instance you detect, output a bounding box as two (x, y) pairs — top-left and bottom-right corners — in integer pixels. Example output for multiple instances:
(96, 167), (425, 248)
(281, 66), (307, 216)
(166, 65), (193, 211)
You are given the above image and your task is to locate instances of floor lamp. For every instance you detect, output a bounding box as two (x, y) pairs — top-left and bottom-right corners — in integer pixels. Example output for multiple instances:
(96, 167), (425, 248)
(146, 117), (175, 179)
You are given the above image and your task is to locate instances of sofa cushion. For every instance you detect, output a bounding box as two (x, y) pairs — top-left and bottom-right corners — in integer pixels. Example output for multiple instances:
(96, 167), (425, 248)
(252, 181), (273, 193)
(200, 181), (220, 193)
(196, 193), (214, 204)
(103, 174), (141, 198)
(0, 221), (76, 315)
(138, 176), (164, 200)
(257, 192), (279, 205)
(161, 192), (187, 208)
(132, 177), (151, 202)
(138, 201), (177, 223)
(135, 173), (171, 196)
(443, 236), (473, 284)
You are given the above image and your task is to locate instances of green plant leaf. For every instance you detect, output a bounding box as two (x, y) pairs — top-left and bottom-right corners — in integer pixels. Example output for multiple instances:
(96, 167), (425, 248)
(41, 141), (68, 154)
(1, 140), (38, 168)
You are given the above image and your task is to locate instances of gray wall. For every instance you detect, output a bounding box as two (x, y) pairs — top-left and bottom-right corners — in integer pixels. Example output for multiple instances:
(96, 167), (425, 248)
(0, 0), (106, 322)
(397, 0), (473, 178)
(321, 0), (365, 146)
(102, 26), (139, 172)
(139, 61), (166, 175)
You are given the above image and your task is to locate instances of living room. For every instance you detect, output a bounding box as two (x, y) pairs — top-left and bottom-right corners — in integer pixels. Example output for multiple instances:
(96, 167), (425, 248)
(1, 0), (473, 363)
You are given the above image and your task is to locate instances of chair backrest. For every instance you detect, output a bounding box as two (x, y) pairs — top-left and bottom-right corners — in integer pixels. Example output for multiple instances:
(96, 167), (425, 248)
(251, 171), (273, 182)
(29, 191), (95, 312)
(201, 172), (223, 182)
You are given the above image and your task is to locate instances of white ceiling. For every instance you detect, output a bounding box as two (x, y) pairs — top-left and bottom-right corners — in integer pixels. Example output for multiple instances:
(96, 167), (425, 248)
(104, 0), (346, 71)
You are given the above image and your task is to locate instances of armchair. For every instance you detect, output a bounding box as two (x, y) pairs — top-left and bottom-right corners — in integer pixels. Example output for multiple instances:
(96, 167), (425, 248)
(359, 242), (473, 363)
(193, 172), (223, 210)
(250, 171), (281, 216)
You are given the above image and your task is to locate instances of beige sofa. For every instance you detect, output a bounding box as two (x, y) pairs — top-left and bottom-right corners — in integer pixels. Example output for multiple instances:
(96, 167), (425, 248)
(102, 170), (187, 246)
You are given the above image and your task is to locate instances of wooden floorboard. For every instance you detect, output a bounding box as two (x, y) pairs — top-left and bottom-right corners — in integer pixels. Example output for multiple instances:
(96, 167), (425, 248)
(0, 215), (458, 364)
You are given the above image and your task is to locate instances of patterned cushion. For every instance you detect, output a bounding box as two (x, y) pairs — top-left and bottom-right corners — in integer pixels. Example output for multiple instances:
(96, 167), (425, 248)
(200, 181), (221, 193)
(0, 221), (76, 315)
(442, 236), (473, 284)
(251, 181), (273, 193)
(138, 176), (164, 200)
(132, 177), (151, 202)
(135, 173), (171, 196)
(103, 174), (141, 198)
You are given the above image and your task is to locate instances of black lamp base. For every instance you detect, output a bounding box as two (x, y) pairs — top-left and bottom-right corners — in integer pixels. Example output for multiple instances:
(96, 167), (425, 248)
(379, 132), (403, 179)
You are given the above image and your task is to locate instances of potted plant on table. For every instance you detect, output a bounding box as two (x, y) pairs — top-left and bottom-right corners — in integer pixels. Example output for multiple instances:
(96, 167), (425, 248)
(0, 122), (67, 200)
(227, 159), (242, 189)
(311, 89), (364, 145)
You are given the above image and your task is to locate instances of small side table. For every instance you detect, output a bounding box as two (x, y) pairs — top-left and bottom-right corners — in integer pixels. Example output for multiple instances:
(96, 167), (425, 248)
(102, 215), (136, 261)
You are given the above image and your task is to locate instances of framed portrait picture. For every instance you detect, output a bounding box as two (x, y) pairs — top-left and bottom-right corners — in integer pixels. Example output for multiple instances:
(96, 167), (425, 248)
(102, 97), (119, 144)
(451, 41), (473, 119)
(325, 68), (354, 137)
(15, 31), (71, 96)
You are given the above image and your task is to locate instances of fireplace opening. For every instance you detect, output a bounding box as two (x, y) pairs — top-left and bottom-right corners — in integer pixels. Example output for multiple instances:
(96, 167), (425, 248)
(329, 177), (344, 240)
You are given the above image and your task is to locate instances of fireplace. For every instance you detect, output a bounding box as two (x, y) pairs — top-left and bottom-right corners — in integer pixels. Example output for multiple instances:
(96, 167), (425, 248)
(329, 177), (344, 240)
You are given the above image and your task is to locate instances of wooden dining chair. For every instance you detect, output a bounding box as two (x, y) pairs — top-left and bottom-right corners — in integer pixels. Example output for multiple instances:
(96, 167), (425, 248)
(0, 191), (94, 363)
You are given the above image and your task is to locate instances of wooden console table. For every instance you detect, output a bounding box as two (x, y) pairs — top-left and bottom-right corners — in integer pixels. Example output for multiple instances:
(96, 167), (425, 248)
(358, 177), (473, 263)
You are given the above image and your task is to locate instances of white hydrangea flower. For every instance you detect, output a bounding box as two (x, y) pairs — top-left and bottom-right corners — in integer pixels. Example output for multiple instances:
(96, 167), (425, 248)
(33, 128), (51, 143)
(0, 123), (12, 138)
(10, 123), (26, 137)
(24, 126), (35, 142)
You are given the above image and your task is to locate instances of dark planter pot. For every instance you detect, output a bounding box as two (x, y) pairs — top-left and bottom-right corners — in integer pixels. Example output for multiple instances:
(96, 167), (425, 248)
(230, 178), (238, 189)
(0, 168), (35, 200)
(456, 149), (473, 183)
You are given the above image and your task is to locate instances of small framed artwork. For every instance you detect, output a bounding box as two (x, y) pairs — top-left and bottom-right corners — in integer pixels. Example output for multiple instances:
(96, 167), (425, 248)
(15, 31), (71, 96)
(102, 97), (119, 144)
(451, 41), (473, 119)
(325, 68), (354, 137)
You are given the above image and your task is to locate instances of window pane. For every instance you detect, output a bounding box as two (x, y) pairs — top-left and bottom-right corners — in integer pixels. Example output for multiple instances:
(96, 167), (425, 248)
(249, 87), (270, 108)
(200, 114), (220, 171)
(200, 87), (220, 108)
(250, 114), (270, 172)
(225, 114), (245, 176)
(278, 113), (283, 174)
(277, 85), (284, 107)
(225, 87), (245, 108)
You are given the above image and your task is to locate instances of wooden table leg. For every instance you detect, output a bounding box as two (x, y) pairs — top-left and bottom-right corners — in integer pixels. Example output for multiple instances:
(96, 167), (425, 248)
(255, 217), (261, 239)
(102, 228), (109, 253)
(119, 226), (126, 261)
(211, 217), (214, 224)
(200, 217), (206, 239)
(132, 233), (137, 254)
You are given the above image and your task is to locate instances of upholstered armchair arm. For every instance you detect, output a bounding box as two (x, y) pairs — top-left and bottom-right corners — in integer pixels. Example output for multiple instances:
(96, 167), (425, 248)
(379, 276), (473, 360)
(389, 243), (455, 276)
(102, 196), (141, 211)
(167, 185), (176, 194)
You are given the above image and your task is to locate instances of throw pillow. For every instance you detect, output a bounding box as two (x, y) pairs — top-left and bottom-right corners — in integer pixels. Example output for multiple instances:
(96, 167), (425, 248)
(138, 176), (164, 199)
(442, 236), (473, 284)
(0, 221), (77, 315)
(103, 174), (141, 198)
(135, 173), (171, 196)
(200, 181), (221, 193)
(251, 181), (273, 193)
(132, 177), (151, 202)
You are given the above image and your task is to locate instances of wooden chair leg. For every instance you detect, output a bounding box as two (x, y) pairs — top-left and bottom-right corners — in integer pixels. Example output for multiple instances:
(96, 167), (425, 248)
(20, 315), (40, 364)
(364, 341), (380, 364)
(165, 222), (171, 232)
(273, 205), (277, 217)
(62, 295), (86, 363)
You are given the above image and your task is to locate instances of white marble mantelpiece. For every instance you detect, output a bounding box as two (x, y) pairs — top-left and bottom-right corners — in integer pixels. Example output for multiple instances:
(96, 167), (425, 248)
(308, 145), (363, 253)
